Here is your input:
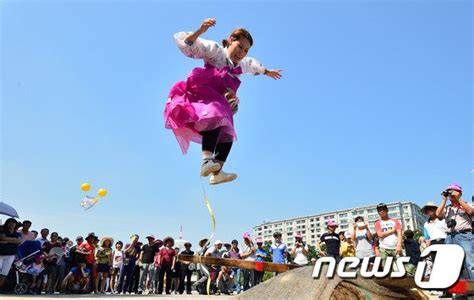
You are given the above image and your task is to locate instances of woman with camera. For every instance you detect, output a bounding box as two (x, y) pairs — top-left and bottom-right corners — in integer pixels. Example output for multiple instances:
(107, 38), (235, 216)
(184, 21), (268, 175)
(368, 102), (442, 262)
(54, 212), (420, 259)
(435, 183), (474, 280)
(352, 216), (375, 262)
(291, 233), (309, 266)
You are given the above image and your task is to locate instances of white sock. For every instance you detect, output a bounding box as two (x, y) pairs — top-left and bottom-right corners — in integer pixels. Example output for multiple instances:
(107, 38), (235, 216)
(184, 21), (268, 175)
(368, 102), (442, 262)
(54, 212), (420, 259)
(202, 152), (213, 160)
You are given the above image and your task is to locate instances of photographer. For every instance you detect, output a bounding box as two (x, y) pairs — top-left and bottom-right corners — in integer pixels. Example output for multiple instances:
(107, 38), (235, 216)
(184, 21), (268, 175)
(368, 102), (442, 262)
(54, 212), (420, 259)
(291, 233), (309, 266)
(352, 216), (375, 262)
(436, 183), (473, 280)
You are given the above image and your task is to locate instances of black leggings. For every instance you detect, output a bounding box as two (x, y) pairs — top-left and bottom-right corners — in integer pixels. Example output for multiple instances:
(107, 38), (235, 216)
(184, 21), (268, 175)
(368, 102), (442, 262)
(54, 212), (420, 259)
(200, 128), (232, 162)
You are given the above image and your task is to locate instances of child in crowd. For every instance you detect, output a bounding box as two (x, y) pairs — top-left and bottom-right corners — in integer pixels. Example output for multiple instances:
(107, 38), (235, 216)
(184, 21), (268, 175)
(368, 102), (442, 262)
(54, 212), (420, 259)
(110, 241), (123, 293)
(62, 261), (91, 294)
(254, 238), (267, 284)
(26, 254), (46, 293)
(403, 230), (421, 276)
(340, 231), (356, 258)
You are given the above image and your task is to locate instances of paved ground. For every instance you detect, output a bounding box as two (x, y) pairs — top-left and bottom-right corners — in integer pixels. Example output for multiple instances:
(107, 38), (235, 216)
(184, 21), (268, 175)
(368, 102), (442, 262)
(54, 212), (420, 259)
(2, 295), (234, 299)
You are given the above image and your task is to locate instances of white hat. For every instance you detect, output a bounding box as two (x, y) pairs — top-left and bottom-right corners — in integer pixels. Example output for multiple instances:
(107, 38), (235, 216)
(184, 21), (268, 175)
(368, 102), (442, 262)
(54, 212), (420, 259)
(214, 240), (223, 245)
(344, 232), (353, 239)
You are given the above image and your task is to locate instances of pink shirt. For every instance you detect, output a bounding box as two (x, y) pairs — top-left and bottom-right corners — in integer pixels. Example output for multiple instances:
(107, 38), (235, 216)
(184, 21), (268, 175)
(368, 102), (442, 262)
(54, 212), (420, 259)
(18, 230), (35, 243)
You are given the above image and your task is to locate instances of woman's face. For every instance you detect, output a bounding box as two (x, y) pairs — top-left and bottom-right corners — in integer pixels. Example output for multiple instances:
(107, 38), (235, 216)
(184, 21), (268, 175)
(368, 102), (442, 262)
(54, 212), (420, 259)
(227, 37), (251, 65)
(104, 240), (111, 248)
(6, 220), (16, 230)
(425, 208), (436, 218)
(449, 190), (461, 200)
(116, 243), (123, 250)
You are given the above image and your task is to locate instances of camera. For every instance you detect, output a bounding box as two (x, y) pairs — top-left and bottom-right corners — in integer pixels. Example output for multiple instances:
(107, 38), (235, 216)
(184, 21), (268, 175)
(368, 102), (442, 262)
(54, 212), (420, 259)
(441, 190), (451, 197)
(447, 218), (457, 229)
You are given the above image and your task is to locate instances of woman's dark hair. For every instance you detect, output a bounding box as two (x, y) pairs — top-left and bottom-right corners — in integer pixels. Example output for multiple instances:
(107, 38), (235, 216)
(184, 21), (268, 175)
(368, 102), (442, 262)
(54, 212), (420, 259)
(3, 218), (18, 229)
(404, 230), (414, 239)
(273, 231), (282, 238)
(222, 28), (253, 48)
(354, 216), (364, 222)
(116, 241), (123, 246)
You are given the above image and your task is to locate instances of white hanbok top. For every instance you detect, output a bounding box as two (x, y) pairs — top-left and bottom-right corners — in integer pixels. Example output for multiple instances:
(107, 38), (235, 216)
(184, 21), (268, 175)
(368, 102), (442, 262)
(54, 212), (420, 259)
(174, 31), (266, 76)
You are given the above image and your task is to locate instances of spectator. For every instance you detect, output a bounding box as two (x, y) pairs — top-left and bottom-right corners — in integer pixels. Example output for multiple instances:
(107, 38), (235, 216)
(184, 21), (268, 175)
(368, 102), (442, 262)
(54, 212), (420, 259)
(317, 219), (341, 263)
(254, 238), (266, 284)
(117, 234), (140, 294)
(42, 231), (63, 293)
(62, 261), (91, 294)
(31, 230), (39, 240)
(338, 231), (346, 242)
(205, 240), (224, 258)
(228, 239), (241, 294)
(270, 232), (287, 265)
(223, 243), (232, 258)
(421, 201), (447, 266)
(203, 239), (224, 292)
(129, 243), (142, 294)
(216, 266), (234, 295)
(138, 235), (157, 294)
(18, 220), (35, 243)
(110, 241), (123, 294)
(56, 237), (68, 292)
(157, 236), (176, 295)
(422, 201), (447, 246)
(240, 232), (256, 291)
(171, 247), (181, 294)
(77, 233), (97, 273)
(26, 254), (45, 294)
(192, 237), (210, 295)
(179, 242), (194, 295)
(152, 239), (164, 294)
(340, 231), (356, 257)
(68, 236), (84, 269)
(0, 218), (22, 290)
(352, 216), (375, 262)
(374, 203), (402, 268)
(95, 237), (113, 293)
(403, 230), (421, 276)
(291, 232), (309, 266)
(37, 228), (50, 246)
(436, 183), (474, 279)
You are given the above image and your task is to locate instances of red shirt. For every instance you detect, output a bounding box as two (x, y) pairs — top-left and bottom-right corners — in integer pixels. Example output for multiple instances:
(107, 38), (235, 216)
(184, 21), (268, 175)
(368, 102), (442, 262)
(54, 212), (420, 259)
(159, 247), (176, 266)
(79, 241), (95, 264)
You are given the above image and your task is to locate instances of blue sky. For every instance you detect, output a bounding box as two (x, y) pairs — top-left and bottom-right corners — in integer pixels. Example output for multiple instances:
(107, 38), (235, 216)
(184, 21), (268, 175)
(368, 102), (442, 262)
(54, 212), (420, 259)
(1, 0), (472, 247)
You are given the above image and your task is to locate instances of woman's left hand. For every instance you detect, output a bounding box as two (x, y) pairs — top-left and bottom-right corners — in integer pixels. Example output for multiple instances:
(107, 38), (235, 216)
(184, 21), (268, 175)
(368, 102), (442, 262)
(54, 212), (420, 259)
(265, 69), (283, 80)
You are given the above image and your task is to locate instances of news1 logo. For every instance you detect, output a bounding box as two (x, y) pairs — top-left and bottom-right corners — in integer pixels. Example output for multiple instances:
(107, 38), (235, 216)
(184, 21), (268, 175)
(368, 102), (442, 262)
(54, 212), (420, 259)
(312, 244), (465, 289)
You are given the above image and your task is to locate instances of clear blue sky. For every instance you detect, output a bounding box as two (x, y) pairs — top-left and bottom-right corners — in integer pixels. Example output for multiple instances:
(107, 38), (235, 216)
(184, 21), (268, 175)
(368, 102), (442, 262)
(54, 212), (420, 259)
(1, 1), (472, 246)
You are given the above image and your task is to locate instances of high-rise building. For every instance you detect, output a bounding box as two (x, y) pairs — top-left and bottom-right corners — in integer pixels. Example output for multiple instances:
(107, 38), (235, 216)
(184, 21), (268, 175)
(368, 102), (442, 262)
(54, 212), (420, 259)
(253, 201), (426, 248)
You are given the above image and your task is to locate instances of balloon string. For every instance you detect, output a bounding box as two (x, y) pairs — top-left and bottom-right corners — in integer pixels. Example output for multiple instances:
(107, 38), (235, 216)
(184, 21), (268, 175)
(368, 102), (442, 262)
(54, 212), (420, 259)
(200, 177), (216, 296)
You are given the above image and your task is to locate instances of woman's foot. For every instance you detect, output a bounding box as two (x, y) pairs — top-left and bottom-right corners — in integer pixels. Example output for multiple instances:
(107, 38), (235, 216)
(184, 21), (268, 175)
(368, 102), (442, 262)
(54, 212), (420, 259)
(209, 170), (237, 185)
(201, 158), (221, 176)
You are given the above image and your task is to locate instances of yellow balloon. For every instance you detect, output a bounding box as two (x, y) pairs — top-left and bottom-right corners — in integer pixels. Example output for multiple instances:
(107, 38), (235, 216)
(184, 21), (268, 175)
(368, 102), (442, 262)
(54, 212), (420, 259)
(97, 188), (107, 197)
(81, 183), (91, 192)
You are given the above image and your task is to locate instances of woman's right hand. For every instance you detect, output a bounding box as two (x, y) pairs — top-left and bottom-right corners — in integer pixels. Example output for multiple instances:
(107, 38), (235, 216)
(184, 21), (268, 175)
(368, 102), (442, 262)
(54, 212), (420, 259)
(199, 18), (216, 33)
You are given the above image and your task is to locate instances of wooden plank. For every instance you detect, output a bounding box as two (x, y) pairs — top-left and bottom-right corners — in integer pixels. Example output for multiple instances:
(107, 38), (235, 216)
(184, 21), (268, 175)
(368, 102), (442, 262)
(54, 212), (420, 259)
(179, 255), (474, 294)
(177, 254), (301, 273)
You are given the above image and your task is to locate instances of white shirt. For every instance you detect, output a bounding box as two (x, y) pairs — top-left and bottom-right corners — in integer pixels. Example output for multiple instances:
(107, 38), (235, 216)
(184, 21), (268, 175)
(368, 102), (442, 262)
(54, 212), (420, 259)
(293, 246), (309, 265)
(112, 250), (123, 269)
(423, 219), (448, 241)
(241, 243), (256, 261)
(204, 246), (222, 258)
(174, 32), (266, 76)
